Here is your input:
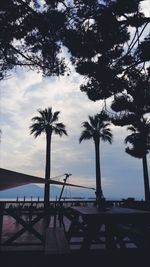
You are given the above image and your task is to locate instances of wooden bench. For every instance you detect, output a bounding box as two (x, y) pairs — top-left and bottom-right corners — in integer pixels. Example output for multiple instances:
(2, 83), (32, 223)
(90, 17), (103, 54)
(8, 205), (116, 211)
(115, 224), (150, 248)
(45, 227), (70, 255)
(63, 207), (87, 241)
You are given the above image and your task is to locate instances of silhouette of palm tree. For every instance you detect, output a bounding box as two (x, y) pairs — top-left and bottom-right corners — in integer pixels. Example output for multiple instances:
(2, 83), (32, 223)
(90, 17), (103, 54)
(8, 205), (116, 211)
(125, 118), (150, 202)
(30, 107), (67, 208)
(79, 112), (113, 206)
(111, 68), (150, 127)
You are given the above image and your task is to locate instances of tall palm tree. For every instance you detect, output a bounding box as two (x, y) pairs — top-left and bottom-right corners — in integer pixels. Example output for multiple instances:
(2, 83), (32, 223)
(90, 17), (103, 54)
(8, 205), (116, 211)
(79, 112), (113, 205)
(30, 107), (67, 208)
(125, 118), (150, 202)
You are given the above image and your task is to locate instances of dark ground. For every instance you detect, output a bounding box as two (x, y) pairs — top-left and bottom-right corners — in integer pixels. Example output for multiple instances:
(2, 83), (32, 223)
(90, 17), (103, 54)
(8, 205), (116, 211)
(0, 249), (149, 267)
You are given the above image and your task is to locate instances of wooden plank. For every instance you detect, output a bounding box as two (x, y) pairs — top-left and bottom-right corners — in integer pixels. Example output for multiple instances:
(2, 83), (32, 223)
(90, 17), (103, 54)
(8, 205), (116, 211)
(45, 228), (70, 255)
(45, 228), (58, 254)
(1, 245), (44, 252)
(55, 228), (70, 254)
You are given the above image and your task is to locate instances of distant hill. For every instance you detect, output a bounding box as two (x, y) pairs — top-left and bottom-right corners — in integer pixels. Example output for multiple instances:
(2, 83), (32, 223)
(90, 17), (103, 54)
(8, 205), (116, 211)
(0, 184), (43, 199)
(0, 183), (95, 200)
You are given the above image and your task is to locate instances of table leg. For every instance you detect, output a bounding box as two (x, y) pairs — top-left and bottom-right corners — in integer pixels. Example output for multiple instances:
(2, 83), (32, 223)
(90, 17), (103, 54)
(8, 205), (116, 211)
(66, 214), (80, 241)
(105, 223), (117, 249)
(81, 221), (102, 251)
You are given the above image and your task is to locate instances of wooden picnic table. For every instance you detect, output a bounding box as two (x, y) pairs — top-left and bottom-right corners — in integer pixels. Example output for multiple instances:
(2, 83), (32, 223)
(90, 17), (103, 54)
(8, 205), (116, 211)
(66, 206), (150, 250)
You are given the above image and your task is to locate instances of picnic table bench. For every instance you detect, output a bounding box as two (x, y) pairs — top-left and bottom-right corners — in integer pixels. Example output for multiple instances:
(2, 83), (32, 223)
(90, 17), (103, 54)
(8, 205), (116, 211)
(115, 223), (150, 248)
(65, 206), (150, 250)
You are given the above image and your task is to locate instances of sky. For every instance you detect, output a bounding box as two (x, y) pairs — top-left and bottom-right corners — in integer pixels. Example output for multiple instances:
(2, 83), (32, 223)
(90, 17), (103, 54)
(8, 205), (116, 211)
(0, 0), (150, 200)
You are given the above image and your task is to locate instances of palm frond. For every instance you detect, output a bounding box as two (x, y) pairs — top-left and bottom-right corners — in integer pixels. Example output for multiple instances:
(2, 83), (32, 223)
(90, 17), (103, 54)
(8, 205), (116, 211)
(89, 115), (98, 128)
(31, 116), (43, 122)
(101, 129), (113, 144)
(52, 111), (60, 123)
(81, 122), (93, 134)
(53, 127), (67, 136)
(30, 122), (45, 138)
(127, 126), (137, 133)
(30, 107), (67, 139)
(53, 122), (67, 136)
(79, 130), (92, 143)
(102, 122), (111, 129)
(46, 107), (53, 122)
(55, 122), (66, 129)
(125, 117), (150, 158)
(80, 113), (113, 144)
(38, 109), (46, 119)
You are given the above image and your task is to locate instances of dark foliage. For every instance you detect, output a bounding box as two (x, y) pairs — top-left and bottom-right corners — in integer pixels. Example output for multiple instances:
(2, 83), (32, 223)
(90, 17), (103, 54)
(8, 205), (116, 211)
(0, 0), (149, 94)
(125, 119), (150, 158)
(111, 68), (150, 126)
(0, 0), (67, 77)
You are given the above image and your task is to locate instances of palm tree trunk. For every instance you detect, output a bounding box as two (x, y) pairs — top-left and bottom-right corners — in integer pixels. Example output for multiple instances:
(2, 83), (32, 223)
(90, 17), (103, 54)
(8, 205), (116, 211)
(44, 132), (51, 209)
(94, 138), (102, 206)
(142, 155), (150, 203)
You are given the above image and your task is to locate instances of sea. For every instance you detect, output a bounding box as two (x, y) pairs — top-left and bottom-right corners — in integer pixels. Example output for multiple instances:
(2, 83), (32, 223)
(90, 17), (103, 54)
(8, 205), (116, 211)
(0, 184), (142, 202)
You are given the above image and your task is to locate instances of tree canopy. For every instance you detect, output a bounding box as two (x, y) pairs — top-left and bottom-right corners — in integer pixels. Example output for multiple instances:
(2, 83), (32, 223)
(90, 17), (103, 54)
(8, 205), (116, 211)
(1, 0), (150, 95)
(0, 0), (67, 79)
(111, 67), (150, 126)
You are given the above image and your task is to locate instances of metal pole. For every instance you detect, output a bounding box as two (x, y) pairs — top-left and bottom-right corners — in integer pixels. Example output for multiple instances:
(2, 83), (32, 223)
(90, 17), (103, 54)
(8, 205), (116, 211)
(58, 173), (72, 202)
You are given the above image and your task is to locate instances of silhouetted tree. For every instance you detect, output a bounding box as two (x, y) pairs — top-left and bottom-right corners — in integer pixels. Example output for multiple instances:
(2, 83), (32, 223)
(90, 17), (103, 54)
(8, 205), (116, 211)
(30, 107), (67, 208)
(0, 0), (149, 86)
(111, 68), (150, 126)
(110, 68), (150, 201)
(79, 112), (113, 205)
(125, 118), (150, 202)
(0, 0), (67, 78)
(110, 68), (150, 143)
(63, 0), (150, 101)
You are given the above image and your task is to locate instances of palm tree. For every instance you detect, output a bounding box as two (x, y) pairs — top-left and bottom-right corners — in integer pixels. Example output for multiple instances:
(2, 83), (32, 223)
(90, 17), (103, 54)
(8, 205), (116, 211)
(111, 68), (150, 127)
(125, 118), (150, 202)
(79, 112), (113, 206)
(30, 107), (67, 208)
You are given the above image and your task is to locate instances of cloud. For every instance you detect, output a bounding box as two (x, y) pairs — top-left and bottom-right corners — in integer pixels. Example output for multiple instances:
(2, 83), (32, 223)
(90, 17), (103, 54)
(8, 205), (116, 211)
(140, 0), (150, 17)
(1, 0), (150, 201)
(1, 66), (149, 200)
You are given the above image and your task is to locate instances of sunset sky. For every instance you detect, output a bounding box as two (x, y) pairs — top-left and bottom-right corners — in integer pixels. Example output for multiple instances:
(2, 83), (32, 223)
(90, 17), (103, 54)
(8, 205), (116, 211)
(0, 0), (150, 200)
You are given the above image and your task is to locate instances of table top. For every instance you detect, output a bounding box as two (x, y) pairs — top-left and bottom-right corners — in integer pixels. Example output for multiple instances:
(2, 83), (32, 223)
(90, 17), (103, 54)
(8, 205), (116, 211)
(70, 206), (150, 215)
(69, 207), (150, 224)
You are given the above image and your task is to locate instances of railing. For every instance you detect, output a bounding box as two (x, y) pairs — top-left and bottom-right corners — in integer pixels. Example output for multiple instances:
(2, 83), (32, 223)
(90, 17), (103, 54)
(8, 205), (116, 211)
(0, 202), (57, 248)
